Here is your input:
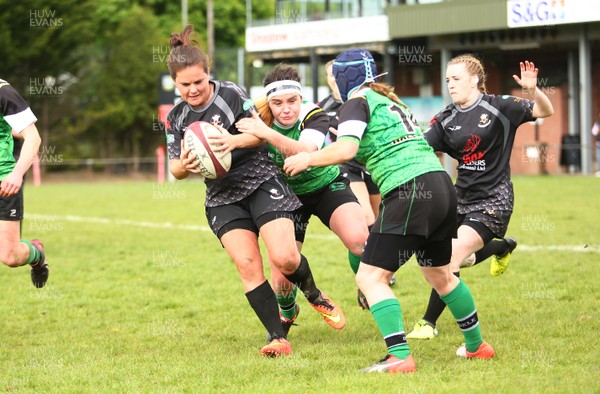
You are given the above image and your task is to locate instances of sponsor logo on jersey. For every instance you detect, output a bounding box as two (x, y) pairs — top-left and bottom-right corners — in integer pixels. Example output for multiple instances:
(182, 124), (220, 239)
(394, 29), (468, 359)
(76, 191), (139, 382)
(462, 134), (486, 166)
(242, 98), (255, 112)
(269, 188), (284, 200)
(459, 160), (486, 171)
(464, 134), (481, 154)
(391, 134), (419, 145)
(448, 125), (462, 131)
(328, 182), (347, 192)
(268, 151), (285, 167)
(478, 113), (491, 128)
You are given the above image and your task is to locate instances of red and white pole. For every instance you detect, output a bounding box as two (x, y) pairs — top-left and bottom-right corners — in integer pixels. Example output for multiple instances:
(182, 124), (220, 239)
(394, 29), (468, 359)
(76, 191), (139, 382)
(156, 146), (165, 184)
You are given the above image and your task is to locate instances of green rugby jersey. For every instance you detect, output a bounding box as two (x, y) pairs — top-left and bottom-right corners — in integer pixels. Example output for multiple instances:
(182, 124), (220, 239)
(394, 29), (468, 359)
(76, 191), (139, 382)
(267, 101), (339, 195)
(0, 113), (15, 180)
(0, 79), (37, 180)
(337, 89), (443, 196)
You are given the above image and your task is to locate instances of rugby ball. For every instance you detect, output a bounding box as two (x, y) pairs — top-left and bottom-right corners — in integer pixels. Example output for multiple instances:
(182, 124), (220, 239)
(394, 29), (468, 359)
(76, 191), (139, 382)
(183, 121), (232, 179)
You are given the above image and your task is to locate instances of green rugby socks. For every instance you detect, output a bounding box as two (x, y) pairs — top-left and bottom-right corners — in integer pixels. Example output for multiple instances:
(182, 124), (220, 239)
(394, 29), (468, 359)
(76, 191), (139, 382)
(21, 240), (41, 265)
(277, 285), (298, 320)
(348, 251), (361, 274)
(440, 279), (483, 353)
(370, 298), (410, 359)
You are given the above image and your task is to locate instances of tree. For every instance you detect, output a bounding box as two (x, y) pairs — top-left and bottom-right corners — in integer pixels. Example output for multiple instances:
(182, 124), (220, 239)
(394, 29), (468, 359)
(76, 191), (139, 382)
(0, 0), (97, 87)
(77, 5), (163, 169)
(0, 0), (276, 168)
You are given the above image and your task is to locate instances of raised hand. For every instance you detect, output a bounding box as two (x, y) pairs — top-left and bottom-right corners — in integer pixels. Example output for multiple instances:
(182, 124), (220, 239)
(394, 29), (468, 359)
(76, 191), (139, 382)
(513, 60), (538, 94)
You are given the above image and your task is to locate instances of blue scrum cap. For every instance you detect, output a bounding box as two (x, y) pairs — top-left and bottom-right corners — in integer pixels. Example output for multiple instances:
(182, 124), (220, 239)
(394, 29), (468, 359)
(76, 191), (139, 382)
(332, 48), (377, 102)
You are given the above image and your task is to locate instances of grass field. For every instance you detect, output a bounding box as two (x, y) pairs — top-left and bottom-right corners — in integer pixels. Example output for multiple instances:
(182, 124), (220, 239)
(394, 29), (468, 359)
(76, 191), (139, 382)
(1, 175), (599, 393)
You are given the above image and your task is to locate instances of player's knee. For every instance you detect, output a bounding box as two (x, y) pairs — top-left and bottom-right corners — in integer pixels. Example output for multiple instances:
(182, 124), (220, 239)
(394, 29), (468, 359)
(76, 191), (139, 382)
(348, 240), (367, 257)
(448, 257), (462, 272)
(269, 248), (300, 275)
(354, 271), (364, 288)
(233, 256), (261, 279)
(428, 270), (459, 295)
(344, 231), (368, 256)
(355, 266), (384, 289)
(355, 270), (371, 290)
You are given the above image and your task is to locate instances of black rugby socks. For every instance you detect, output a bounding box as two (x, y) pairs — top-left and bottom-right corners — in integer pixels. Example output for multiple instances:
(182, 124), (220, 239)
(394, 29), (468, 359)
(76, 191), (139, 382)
(246, 280), (285, 340)
(283, 254), (321, 303)
(473, 239), (510, 266)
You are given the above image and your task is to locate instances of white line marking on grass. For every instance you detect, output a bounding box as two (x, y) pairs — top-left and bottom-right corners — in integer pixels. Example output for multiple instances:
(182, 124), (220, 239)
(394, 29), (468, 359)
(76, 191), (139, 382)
(26, 213), (600, 249)
(28, 213), (213, 232)
(25, 213), (337, 240)
(517, 245), (600, 253)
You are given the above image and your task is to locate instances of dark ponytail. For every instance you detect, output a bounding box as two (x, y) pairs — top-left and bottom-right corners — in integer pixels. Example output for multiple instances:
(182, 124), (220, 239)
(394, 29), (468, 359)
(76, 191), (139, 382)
(167, 25), (210, 79)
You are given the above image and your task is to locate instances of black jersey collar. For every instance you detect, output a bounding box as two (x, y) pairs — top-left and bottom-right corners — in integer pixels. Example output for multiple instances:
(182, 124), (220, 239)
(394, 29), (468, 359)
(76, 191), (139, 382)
(453, 93), (483, 113)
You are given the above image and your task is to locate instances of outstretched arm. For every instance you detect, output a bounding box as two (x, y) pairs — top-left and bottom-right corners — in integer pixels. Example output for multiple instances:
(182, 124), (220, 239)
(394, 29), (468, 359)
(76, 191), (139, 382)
(283, 139), (358, 177)
(513, 60), (554, 119)
(236, 112), (317, 157)
(207, 122), (264, 158)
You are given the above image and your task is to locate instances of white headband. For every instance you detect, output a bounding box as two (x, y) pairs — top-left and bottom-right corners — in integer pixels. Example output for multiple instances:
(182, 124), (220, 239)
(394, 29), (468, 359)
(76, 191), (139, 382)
(265, 80), (302, 101)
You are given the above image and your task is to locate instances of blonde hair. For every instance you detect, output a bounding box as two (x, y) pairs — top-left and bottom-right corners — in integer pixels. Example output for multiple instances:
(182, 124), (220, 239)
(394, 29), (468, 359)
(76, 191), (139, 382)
(253, 96), (274, 127)
(448, 54), (487, 94)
